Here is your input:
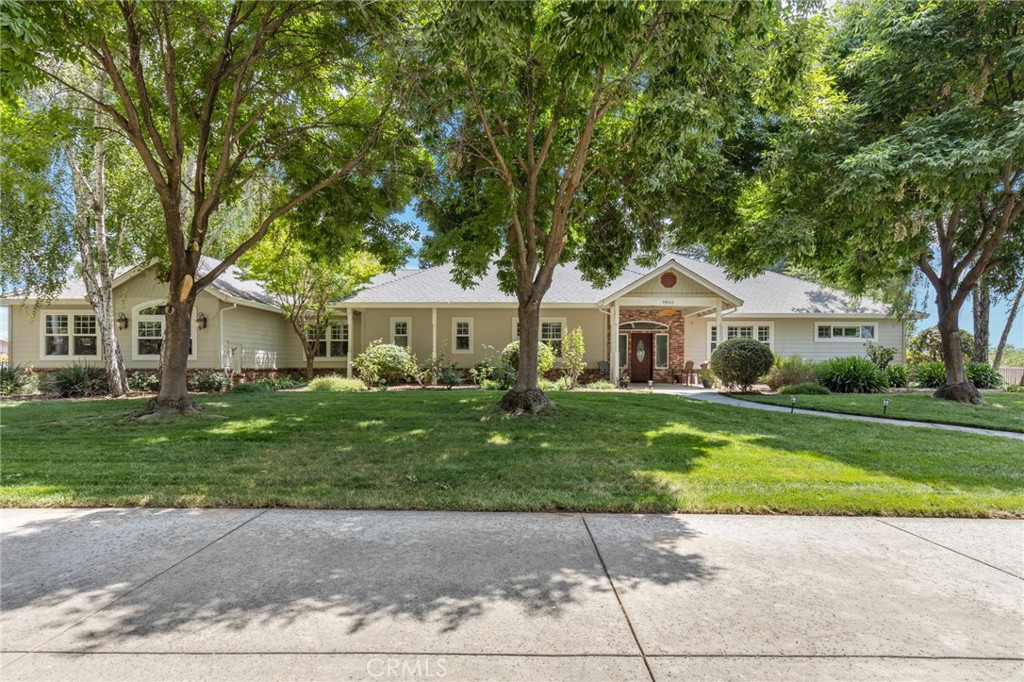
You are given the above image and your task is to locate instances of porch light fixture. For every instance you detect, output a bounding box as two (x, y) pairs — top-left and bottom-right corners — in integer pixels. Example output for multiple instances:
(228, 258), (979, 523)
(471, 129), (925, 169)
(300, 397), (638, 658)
(117, 312), (128, 330)
(790, 395), (797, 413)
(882, 398), (890, 416)
(197, 312), (208, 330)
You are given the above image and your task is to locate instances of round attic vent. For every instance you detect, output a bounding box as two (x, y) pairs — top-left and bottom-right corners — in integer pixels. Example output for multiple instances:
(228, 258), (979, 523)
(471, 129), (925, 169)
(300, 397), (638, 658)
(660, 272), (677, 288)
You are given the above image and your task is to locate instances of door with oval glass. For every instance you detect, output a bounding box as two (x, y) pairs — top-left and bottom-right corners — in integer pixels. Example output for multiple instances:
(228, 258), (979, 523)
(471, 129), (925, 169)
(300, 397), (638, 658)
(629, 333), (654, 383)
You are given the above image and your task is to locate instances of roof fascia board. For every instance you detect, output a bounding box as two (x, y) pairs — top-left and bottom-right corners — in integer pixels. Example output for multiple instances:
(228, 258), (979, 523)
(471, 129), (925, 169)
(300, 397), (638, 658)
(600, 259), (743, 308)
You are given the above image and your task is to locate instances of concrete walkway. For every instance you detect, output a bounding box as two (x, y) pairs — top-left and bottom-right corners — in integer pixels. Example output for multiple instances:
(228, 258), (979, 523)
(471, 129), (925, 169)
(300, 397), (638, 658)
(656, 387), (1024, 440)
(2, 509), (1022, 681)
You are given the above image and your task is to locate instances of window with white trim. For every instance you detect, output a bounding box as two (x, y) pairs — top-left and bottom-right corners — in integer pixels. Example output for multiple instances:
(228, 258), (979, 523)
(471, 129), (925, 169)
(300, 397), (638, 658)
(816, 323), (876, 341)
(42, 313), (98, 357)
(655, 333), (669, 369)
(708, 321), (773, 357)
(618, 333), (628, 369)
(391, 317), (411, 348)
(541, 320), (564, 355)
(306, 323), (348, 358)
(452, 318), (472, 353)
(133, 303), (194, 359)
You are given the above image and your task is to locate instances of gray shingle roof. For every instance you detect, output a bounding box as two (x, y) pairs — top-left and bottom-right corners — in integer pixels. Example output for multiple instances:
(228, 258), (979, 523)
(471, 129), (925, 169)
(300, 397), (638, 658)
(344, 254), (890, 316)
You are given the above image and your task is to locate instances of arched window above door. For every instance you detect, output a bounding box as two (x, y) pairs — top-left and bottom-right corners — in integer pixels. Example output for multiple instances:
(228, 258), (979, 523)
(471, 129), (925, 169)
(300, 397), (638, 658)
(618, 321), (668, 330)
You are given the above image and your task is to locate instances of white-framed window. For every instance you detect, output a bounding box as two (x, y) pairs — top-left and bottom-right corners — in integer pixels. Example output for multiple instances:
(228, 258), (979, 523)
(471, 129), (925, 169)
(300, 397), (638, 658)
(306, 323), (348, 358)
(452, 317), (473, 353)
(41, 313), (99, 357)
(132, 302), (196, 360)
(815, 322), (877, 342)
(655, 333), (669, 369)
(540, 319), (564, 355)
(618, 333), (628, 369)
(707, 321), (774, 358)
(391, 317), (411, 348)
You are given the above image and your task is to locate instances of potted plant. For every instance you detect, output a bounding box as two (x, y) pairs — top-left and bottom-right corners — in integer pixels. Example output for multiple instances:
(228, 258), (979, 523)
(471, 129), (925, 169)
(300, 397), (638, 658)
(618, 371), (630, 388)
(699, 367), (715, 388)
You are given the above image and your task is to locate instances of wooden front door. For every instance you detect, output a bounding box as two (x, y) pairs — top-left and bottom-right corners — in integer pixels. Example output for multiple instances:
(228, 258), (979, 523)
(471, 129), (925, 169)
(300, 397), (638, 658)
(630, 333), (654, 382)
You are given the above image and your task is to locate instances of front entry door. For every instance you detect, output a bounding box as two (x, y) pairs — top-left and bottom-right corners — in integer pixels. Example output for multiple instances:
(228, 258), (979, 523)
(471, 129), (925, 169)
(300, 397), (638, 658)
(630, 333), (654, 383)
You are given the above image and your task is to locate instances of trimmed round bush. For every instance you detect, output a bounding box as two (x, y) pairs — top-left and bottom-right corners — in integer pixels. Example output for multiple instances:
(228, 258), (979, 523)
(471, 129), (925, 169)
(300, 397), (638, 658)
(709, 338), (774, 392)
(966, 362), (1002, 389)
(501, 340), (555, 379)
(912, 360), (947, 388)
(353, 341), (419, 388)
(818, 356), (888, 393)
(778, 382), (831, 395)
(308, 375), (367, 392)
(885, 364), (909, 389)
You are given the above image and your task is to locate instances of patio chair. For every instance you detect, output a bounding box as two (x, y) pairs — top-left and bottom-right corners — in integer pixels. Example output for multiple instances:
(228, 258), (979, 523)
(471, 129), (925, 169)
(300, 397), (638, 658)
(597, 360), (610, 379)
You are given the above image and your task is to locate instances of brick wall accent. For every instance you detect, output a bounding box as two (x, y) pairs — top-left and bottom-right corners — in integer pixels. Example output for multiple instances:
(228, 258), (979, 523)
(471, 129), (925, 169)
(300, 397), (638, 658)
(613, 307), (688, 383)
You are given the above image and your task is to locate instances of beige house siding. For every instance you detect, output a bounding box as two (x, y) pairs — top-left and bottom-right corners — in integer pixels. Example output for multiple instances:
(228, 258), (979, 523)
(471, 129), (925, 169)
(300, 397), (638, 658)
(357, 306), (608, 367)
(684, 316), (905, 365)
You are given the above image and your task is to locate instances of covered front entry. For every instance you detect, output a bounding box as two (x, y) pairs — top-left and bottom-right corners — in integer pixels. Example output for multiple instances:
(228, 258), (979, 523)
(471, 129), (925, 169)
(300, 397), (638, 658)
(629, 332), (654, 382)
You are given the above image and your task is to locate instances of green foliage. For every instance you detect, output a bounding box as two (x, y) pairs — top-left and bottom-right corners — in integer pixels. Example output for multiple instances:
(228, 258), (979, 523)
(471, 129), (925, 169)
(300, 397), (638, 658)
(189, 370), (230, 394)
(127, 373), (159, 393)
(584, 380), (617, 391)
(471, 346), (518, 390)
(908, 327), (974, 366)
(1003, 384), (1024, 393)
(994, 345), (1024, 367)
(865, 342), (897, 370)
(308, 376), (367, 392)
(501, 341), (555, 379)
(913, 361), (948, 389)
(423, 354), (463, 390)
(698, 367), (715, 388)
(710, 339), (775, 392)
(886, 364), (909, 389)
(818, 356), (888, 394)
(229, 381), (274, 394)
(0, 361), (38, 395)
(765, 355), (820, 391)
(353, 341), (419, 389)
(966, 362), (1002, 390)
(778, 382), (831, 396)
(561, 327), (587, 389)
(46, 362), (107, 398)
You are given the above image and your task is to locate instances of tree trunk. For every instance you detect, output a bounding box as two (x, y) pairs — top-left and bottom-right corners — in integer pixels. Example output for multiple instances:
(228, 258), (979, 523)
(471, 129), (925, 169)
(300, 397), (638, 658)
(992, 280), (1023, 370)
(305, 353), (315, 380)
(971, 277), (990, 363)
(934, 293), (982, 404)
(499, 299), (554, 414)
(141, 287), (199, 416)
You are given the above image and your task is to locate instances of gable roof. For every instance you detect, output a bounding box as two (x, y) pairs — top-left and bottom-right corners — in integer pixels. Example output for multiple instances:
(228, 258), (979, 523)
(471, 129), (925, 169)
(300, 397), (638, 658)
(1, 257), (279, 311)
(344, 253), (891, 317)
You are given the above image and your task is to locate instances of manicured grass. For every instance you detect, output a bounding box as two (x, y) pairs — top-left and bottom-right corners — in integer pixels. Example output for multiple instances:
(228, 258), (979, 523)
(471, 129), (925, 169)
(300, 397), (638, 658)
(736, 391), (1024, 433)
(1, 391), (1022, 517)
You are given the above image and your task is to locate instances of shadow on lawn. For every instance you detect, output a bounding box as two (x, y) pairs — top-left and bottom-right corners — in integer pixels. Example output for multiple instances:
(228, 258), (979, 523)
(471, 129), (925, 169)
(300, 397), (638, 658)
(0, 509), (718, 650)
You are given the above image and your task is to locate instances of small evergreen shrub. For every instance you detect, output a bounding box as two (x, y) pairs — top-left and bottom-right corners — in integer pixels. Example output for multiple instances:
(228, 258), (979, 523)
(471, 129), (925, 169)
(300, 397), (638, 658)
(353, 340), (419, 388)
(766, 356), (820, 390)
(778, 382), (831, 395)
(0, 362), (38, 396)
(885, 364), (909, 389)
(1003, 384), (1024, 393)
(966, 362), (1002, 389)
(47, 362), (108, 397)
(561, 327), (587, 388)
(190, 370), (230, 393)
(127, 372), (159, 392)
(308, 375), (367, 392)
(912, 360), (947, 388)
(865, 342), (898, 369)
(501, 340), (555, 379)
(818, 356), (888, 393)
(709, 338), (775, 392)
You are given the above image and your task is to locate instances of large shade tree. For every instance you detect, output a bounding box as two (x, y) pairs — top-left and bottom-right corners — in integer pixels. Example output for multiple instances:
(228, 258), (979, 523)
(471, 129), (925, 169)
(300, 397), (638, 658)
(7, 0), (419, 414)
(696, 0), (1024, 403)
(415, 0), (804, 413)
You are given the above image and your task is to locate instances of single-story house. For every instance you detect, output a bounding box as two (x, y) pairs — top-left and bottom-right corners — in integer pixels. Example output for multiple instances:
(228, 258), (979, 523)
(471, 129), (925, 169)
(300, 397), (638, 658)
(1, 254), (905, 383)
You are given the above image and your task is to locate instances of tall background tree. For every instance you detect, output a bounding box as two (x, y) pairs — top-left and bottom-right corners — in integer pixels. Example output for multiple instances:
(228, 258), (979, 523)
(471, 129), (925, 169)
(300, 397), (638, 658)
(7, 0), (420, 414)
(694, 0), (1023, 403)
(415, 0), (805, 413)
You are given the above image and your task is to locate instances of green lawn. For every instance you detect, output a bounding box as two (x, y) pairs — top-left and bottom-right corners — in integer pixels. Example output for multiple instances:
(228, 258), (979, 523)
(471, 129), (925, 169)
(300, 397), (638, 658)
(1, 390), (1021, 517)
(735, 391), (1024, 433)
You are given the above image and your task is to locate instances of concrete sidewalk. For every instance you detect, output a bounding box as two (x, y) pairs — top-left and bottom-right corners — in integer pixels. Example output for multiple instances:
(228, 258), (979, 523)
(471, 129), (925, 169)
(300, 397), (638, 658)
(2, 509), (1021, 681)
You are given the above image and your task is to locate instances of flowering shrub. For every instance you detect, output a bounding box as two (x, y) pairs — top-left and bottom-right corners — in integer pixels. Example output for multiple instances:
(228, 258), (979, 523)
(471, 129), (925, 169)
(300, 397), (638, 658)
(353, 340), (419, 389)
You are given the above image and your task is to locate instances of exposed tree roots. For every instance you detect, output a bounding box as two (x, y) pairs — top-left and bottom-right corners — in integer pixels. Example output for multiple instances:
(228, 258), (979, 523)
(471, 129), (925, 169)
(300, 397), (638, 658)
(498, 387), (557, 415)
(933, 381), (984, 404)
(135, 395), (203, 420)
